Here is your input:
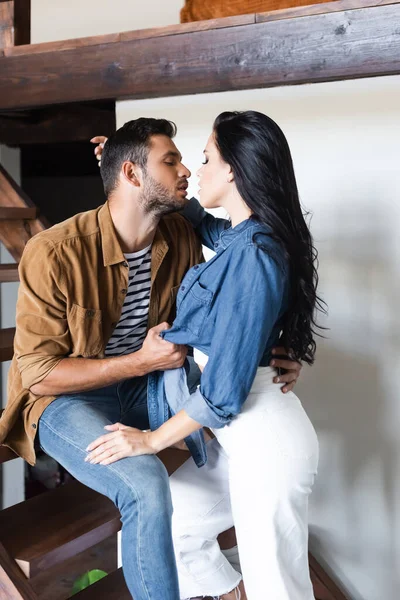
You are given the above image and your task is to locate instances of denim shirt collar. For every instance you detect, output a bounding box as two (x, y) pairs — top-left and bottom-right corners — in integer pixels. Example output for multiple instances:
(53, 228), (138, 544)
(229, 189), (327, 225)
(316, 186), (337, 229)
(214, 216), (270, 252)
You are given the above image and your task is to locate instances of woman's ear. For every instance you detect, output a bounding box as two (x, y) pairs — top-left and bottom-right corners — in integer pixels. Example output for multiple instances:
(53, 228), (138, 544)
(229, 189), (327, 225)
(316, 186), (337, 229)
(121, 161), (141, 187)
(227, 166), (234, 184)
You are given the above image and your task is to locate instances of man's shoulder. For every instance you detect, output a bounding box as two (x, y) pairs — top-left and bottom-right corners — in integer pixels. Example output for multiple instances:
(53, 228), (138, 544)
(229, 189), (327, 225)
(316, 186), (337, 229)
(29, 206), (102, 248)
(160, 212), (196, 242)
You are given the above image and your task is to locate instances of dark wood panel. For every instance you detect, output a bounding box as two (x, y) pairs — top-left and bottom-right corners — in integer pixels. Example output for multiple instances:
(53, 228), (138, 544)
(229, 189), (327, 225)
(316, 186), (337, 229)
(0, 264), (19, 282)
(0, 102), (116, 146)
(13, 0), (30, 46)
(0, 327), (15, 362)
(0, 2), (398, 110)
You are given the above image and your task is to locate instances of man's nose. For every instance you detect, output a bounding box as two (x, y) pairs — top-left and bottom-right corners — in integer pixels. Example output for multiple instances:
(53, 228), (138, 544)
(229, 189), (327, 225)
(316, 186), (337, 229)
(180, 164), (191, 179)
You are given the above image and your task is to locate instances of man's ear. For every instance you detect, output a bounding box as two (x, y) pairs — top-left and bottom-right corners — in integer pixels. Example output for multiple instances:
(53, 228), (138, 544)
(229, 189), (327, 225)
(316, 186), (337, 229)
(121, 161), (142, 187)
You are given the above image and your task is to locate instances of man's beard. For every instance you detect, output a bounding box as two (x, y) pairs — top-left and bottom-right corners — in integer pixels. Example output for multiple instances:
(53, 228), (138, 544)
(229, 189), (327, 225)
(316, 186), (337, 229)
(139, 173), (184, 218)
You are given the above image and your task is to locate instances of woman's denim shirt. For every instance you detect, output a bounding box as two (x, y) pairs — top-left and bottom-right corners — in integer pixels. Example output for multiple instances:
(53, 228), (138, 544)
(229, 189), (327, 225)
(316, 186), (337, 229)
(147, 198), (289, 467)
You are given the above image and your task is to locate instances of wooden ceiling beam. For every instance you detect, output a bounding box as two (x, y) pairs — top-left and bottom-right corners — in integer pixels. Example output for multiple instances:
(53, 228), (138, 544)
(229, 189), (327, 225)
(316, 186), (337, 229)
(0, 1), (399, 110)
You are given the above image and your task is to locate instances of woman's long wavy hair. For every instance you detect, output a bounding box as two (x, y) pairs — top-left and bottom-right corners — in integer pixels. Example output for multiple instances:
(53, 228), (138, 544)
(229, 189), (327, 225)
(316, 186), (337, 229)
(213, 111), (326, 365)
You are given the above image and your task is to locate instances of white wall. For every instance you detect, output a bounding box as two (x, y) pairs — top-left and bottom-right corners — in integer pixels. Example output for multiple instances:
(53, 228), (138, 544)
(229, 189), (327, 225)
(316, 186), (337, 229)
(117, 75), (400, 600)
(0, 145), (25, 509)
(31, 0), (183, 43)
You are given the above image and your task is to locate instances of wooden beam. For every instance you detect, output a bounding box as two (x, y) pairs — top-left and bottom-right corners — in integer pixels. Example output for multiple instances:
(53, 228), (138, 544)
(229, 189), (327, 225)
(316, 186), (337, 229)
(0, 2), (13, 48)
(0, 102), (116, 146)
(0, 1), (398, 110)
(0, 264), (19, 282)
(0, 207), (37, 220)
(0, 164), (48, 261)
(0, 1), (30, 49)
(256, 0), (400, 21)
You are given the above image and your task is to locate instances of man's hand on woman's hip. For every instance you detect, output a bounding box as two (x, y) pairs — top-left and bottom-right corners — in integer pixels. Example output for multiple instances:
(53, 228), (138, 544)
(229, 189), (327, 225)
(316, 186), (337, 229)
(270, 346), (302, 394)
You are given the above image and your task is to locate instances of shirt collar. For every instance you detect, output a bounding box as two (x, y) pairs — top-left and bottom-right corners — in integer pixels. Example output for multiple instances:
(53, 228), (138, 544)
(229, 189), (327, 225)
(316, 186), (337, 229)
(217, 217), (266, 250)
(98, 202), (126, 267)
(98, 202), (170, 269)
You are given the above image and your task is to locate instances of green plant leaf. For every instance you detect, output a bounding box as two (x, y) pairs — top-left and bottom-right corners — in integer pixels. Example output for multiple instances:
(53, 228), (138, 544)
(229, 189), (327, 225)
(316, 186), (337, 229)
(71, 569), (108, 595)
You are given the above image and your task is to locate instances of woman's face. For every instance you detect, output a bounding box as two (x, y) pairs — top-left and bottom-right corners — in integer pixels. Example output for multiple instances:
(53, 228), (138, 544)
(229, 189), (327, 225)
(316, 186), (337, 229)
(196, 134), (232, 209)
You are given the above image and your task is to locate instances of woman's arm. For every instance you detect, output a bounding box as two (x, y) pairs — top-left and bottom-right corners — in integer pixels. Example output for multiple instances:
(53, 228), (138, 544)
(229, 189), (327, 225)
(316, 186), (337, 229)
(181, 197), (230, 250)
(85, 410), (202, 464)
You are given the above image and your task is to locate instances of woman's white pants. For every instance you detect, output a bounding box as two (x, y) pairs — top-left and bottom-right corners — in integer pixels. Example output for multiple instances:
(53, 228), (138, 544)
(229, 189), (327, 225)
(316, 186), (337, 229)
(170, 367), (319, 599)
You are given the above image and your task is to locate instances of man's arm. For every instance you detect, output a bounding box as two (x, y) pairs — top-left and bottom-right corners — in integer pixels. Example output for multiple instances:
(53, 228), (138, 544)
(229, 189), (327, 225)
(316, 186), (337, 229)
(30, 323), (187, 396)
(16, 237), (186, 397)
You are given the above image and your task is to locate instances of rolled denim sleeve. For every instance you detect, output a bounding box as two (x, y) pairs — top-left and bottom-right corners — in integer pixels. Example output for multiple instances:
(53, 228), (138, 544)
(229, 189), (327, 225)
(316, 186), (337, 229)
(184, 242), (287, 428)
(14, 237), (70, 390)
(182, 197), (230, 250)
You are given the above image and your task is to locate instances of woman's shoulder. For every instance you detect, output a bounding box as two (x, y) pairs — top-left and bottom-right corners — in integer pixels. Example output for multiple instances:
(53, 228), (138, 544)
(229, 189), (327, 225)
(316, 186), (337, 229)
(240, 222), (288, 274)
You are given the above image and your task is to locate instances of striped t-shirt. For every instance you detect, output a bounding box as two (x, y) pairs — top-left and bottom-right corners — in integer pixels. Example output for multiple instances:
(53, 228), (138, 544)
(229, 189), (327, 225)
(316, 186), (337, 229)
(105, 245), (151, 357)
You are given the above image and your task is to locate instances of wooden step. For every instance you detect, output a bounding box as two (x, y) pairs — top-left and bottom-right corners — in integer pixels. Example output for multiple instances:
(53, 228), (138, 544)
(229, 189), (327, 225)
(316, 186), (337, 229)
(0, 327), (15, 362)
(0, 263), (19, 282)
(72, 567), (130, 600)
(0, 480), (121, 578)
(0, 207), (37, 220)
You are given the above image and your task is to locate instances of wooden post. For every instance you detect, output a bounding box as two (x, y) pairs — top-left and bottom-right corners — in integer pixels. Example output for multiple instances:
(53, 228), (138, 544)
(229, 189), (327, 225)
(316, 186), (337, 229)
(0, 0), (30, 49)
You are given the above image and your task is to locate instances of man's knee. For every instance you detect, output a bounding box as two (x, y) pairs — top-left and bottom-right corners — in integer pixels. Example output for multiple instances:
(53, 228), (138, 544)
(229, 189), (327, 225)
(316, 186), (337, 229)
(113, 455), (172, 516)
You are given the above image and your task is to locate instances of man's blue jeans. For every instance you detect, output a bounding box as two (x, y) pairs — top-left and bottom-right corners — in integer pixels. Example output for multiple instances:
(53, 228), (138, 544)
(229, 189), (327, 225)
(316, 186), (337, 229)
(37, 375), (180, 600)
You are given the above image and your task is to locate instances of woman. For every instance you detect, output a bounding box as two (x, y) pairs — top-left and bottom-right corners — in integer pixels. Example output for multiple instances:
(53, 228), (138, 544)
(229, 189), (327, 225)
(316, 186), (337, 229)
(88, 111), (323, 599)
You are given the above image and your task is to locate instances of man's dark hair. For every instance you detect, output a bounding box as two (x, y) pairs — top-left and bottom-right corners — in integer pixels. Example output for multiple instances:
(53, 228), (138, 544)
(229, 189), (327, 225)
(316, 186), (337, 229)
(100, 117), (177, 196)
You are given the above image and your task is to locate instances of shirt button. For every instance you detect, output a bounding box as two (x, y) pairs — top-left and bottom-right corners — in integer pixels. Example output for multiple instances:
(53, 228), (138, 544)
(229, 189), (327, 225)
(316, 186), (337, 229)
(32, 423), (37, 429)
(181, 286), (185, 291)
(194, 265), (199, 270)
(121, 289), (127, 294)
(123, 262), (128, 268)
(86, 310), (95, 318)
(215, 242), (219, 248)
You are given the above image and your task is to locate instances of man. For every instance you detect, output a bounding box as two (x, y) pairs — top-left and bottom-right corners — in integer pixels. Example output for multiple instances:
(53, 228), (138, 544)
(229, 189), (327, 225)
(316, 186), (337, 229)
(0, 118), (300, 599)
